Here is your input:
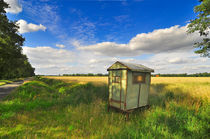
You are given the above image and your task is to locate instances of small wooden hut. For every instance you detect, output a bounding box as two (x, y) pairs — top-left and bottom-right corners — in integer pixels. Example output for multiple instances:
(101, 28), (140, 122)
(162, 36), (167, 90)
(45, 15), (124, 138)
(107, 61), (154, 113)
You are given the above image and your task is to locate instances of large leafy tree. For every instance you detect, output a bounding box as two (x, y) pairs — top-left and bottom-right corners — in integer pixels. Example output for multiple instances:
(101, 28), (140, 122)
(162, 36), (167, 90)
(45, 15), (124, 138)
(187, 0), (210, 57)
(0, 0), (35, 79)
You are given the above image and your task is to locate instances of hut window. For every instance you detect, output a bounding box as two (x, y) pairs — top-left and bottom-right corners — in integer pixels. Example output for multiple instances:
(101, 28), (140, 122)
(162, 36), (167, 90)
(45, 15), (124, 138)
(113, 76), (120, 83)
(133, 75), (145, 83)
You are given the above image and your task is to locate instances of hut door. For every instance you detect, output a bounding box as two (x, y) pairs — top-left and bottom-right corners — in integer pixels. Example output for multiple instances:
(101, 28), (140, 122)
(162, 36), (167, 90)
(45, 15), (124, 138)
(111, 71), (122, 107)
(133, 73), (146, 107)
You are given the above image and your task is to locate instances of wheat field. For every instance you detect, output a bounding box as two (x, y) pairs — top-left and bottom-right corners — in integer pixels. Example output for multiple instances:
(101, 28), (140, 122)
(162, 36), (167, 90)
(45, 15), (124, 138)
(45, 76), (108, 84)
(45, 76), (210, 84)
(151, 77), (210, 100)
(45, 76), (210, 99)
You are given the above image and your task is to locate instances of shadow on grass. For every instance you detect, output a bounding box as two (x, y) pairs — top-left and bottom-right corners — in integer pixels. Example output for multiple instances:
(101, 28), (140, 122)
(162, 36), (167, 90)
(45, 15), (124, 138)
(61, 82), (108, 106)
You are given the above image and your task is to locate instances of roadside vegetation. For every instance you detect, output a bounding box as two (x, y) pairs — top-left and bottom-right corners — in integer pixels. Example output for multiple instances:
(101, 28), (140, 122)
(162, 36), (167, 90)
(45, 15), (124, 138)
(0, 77), (209, 138)
(63, 73), (108, 76)
(0, 80), (13, 86)
(153, 72), (210, 77)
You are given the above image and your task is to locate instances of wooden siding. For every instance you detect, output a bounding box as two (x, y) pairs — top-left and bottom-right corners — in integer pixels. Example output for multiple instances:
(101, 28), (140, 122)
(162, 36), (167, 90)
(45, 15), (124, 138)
(126, 72), (150, 110)
(108, 62), (152, 111)
(121, 70), (127, 110)
(126, 71), (138, 109)
(139, 73), (150, 107)
(109, 70), (127, 109)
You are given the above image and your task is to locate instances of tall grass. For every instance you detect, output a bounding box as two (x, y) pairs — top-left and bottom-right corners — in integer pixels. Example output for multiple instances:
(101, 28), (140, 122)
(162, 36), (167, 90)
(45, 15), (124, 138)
(0, 77), (209, 138)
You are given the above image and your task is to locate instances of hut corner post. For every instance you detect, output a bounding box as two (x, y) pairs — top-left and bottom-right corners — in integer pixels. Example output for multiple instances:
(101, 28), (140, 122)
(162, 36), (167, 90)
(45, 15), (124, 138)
(107, 70), (110, 112)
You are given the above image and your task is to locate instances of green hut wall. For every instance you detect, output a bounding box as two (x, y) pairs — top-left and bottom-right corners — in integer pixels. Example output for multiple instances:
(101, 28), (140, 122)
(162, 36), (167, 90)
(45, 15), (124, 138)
(126, 71), (151, 110)
(108, 69), (127, 110)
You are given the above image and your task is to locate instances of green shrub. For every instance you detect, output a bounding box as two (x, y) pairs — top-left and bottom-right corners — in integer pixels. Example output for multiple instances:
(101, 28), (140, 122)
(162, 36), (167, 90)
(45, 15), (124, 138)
(58, 87), (66, 94)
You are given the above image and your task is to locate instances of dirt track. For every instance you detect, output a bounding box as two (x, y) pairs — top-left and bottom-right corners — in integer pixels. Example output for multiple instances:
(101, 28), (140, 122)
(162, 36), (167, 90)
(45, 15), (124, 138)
(0, 77), (33, 100)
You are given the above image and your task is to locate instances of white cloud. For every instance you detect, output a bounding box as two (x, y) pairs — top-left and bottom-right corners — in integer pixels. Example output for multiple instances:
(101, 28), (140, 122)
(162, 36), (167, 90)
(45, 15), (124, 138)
(21, 1), (65, 38)
(146, 51), (210, 74)
(21, 24), (209, 75)
(22, 45), (210, 75)
(78, 25), (202, 56)
(5, 0), (22, 14)
(22, 46), (75, 75)
(56, 44), (65, 48)
(22, 46), (119, 75)
(16, 19), (46, 33)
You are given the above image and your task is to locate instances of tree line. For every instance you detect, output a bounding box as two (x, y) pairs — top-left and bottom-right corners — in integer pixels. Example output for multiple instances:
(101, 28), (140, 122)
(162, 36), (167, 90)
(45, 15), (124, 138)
(0, 0), (35, 79)
(153, 72), (210, 77)
(55, 72), (210, 77)
(63, 73), (108, 76)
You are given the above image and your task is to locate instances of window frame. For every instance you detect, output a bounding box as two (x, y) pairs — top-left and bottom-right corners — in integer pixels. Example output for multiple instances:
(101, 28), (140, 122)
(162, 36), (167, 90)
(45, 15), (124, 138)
(133, 74), (146, 84)
(112, 76), (121, 83)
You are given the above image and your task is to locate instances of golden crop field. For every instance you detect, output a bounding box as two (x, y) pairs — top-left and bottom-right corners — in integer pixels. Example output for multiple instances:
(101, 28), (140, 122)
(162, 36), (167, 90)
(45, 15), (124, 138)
(151, 77), (210, 100)
(45, 76), (210, 84)
(45, 76), (210, 99)
(45, 76), (108, 84)
(151, 77), (210, 83)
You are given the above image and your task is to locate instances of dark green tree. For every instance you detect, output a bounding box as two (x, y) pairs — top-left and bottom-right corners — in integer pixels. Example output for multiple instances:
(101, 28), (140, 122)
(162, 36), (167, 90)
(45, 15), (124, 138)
(187, 0), (210, 57)
(0, 0), (35, 79)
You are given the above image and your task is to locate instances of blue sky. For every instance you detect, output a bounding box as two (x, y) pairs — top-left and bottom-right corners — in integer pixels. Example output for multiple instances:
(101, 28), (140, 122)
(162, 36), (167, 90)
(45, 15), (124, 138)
(5, 0), (210, 75)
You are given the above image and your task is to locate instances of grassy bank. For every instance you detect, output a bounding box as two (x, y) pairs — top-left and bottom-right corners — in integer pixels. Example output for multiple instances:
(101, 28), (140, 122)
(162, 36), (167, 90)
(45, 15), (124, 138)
(0, 77), (209, 138)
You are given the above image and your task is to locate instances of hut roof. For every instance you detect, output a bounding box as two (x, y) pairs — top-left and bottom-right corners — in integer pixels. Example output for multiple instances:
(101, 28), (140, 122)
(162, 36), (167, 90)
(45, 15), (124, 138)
(107, 61), (154, 72)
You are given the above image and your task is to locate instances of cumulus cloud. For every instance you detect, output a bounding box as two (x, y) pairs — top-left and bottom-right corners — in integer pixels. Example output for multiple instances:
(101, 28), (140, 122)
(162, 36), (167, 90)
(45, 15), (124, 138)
(21, 24), (209, 75)
(4, 0), (22, 14)
(22, 46), (75, 74)
(144, 51), (210, 74)
(78, 25), (202, 56)
(22, 46), (113, 75)
(56, 44), (65, 48)
(16, 19), (46, 33)
(22, 46), (74, 66)
(22, 45), (210, 75)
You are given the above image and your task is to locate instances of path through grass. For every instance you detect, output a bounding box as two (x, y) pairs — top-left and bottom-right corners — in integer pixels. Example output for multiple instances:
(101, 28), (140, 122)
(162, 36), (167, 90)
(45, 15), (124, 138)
(0, 80), (13, 86)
